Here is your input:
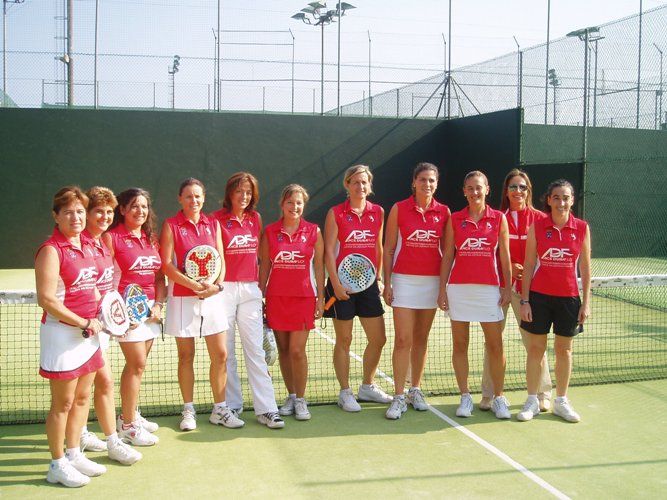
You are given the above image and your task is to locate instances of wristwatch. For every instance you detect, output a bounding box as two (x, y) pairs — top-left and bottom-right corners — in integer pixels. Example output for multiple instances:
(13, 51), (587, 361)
(520, 299), (529, 305)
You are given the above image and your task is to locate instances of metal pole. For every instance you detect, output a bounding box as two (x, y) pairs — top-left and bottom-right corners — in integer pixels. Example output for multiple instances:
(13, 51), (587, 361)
(312, 88), (315, 115)
(583, 32), (589, 129)
(636, 0), (643, 128)
(289, 28), (294, 114)
(367, 30), (371, 117)
(396, 88), (399, 118)
(519, 50), (523, 108)
(212, 28), (217, 111)
(2, 0), (6, 107)
(217, 0), (220, 111)
(447, 0), (452, 119)
(336, 2), (341, 116)
(544, 0), (551, 124)
(593, 39), (599, 127)
(581, 30), (590, 218)
(320, 22), (324, 115)
(94, 0), (98, 109)
(513, 36), (521, 108)
(262, 86), (265, 113)
(553, 84), (556, 125)
(67, 0), (73, 107)
(655, 44), (663, 129)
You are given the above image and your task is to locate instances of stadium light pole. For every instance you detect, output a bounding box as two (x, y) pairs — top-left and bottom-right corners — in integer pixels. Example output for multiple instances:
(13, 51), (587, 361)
(168, 55), (180, 110)
(544, 0), (551, 124)
(367, 29), (371, 116)
(590, 34), (604, 127)
(654, 43), (663, 129)
(292, 1), (354, 116)
(289, 28), (295, 114)
(637, 0), (643, 129)
(548, 68), (559, 125)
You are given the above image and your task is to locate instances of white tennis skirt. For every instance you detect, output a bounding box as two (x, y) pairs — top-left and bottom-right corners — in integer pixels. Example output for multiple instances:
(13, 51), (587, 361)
(118, 300), (161, 343)
(447, 284), (504, 322)
(391, 273), (440, 309)
(165, 293), (229, 338)
(40, 317), (101, 374)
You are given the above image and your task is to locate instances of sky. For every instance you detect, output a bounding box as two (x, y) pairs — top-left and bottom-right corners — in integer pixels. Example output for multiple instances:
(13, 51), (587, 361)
(3, 0), (666, 111)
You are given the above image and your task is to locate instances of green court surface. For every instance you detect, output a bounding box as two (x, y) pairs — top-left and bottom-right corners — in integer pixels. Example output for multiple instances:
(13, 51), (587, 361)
(1, 381), (666, 499)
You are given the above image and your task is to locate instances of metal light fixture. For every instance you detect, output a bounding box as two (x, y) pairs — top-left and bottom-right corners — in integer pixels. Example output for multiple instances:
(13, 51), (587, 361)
(291, 1), (355, 115)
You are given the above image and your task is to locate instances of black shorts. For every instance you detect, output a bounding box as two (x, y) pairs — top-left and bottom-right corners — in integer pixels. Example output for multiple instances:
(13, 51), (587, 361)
(520, 290), (582, 337)
(322, 278), (384, 320)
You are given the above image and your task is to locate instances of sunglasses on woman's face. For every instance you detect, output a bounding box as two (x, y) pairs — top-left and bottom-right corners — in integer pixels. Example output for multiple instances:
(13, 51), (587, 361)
(508, 184), (528, 192)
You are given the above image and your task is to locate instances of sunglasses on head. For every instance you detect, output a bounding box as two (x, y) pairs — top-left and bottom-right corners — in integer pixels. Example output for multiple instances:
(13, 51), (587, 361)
(508, 184), (528, 192)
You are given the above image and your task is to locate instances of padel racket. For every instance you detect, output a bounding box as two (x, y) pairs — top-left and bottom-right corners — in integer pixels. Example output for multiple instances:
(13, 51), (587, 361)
(123, 283), (151, 325)
(184, 244), (222, 284)
(325, 253), (377, 311)
(83, 290), (130, 338)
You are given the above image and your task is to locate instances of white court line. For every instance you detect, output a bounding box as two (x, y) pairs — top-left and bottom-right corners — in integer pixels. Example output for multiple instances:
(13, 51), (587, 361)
(314, 327), (570, 500)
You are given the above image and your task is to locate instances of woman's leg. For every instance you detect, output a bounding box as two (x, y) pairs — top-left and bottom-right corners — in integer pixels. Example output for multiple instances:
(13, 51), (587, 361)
(391, 307), (416, 395)
(409, 309), (437, 388)
(92, 358), (116, 436)
(480, 320), (505, 397)
(288, 330), (310, 398)
(47, 378), (78, 458)
(450, 320), (471, 394)
(204, 332), (228, 404)
(119, 340), (150, 424)
(175, 338), (196, 403)
(358, 316), (387, 386)
(332, 318), (354, 390)
(553, 335), (574, 398)
(65, 371), (97, 450)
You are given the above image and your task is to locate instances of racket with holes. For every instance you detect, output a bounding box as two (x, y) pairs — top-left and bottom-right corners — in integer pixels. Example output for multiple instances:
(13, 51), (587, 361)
(83, 290), (130, 338)
(324, 253), (377, 311)
(123, 284), (151, 325)
(183, 244), (222, 284)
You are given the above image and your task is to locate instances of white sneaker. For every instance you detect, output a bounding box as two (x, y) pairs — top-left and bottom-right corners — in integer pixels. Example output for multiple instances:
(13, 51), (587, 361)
(80, 430), (107, 452)
(119, 423), (159, 446)
(338, 389), (362, 412)
(407, 387), (429, 411)
(294, 398), (311, 421)
(135, 410), (159, 433)
(492, 395), (511, 419)
(209, 406), (245, 428)
(68, 453), (107, 477)
(456, 393), (474, 418)
(553, 397), (581, 423)
(180, 408), (197, 431)
(257, 412), (285, 429)
(230, 407), (243, 418)
(517, 398), (540, 422)
(46, 460), (90, 487)
(357, 384), (393, 404)
(107, 438), (142, 465)
(538, 396), (552, 412)
(279, 395), (296, 416)
(385, 395), (408, 420)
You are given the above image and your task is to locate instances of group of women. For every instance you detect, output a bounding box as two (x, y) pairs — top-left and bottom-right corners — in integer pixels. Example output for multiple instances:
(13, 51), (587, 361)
(36, 164), (591, 488)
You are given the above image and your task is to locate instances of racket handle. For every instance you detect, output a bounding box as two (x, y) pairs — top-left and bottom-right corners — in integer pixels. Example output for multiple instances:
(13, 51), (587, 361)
(324, 296), (336, 311)
(82, 329), (91, 338)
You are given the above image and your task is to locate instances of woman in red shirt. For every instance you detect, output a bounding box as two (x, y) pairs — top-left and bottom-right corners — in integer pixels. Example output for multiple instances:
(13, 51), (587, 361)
(479, 170), (552, 412)
(438, 171), (512, 420)
(36, 186), (105, 487)
(259, 184), (325, 421)
(518, 179), (591, 423)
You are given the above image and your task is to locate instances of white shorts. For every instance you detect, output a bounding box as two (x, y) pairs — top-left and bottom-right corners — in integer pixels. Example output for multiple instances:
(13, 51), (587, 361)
(117, 300), (161, 343)
(99, 331), (111, 352)
(165, 293), (228, 338)
(390, 273), (439, 309)
(40, 317), (101, 373)
(447, 284), (504, 322)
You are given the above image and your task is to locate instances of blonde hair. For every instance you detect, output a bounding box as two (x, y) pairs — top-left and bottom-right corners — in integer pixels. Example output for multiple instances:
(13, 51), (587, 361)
(86, 186), (117, 211)
(343, 164), (374, 195)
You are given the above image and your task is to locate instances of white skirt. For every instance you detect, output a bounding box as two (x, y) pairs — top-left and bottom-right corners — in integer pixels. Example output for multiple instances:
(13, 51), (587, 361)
(447, 284), (504, 322)
(165, 293), (228, 338)
(118, 300), (161, 343)
(40, 317), (101, 373)
(391, 273), (440, 309)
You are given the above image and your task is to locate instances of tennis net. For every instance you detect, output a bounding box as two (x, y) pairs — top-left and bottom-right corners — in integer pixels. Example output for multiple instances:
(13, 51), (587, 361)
(1, 274), (666, 425)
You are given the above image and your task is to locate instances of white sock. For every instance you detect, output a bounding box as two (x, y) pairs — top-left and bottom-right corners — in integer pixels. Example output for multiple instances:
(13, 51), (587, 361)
(555, 396), (567, 403)
(184, 402), (195, 412)
(361, 383), (372, 389)
(214, 402), (227, 411)
(289, 393), (296, 400)
(527, 394), (538, 403)
(106, 432), (120, 444)
(82, 425), (88, 434)
(65, 447), (80, 459)
(52, 456), (69, 467)
(410, 386), (420, 391)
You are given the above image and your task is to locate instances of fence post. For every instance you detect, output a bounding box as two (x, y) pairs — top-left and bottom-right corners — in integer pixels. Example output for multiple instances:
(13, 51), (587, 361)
(396, 89), (400, 118)
(41, 79), (45, 106)
(262, 86), (265, 113)
(208, 84), (211, 111)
